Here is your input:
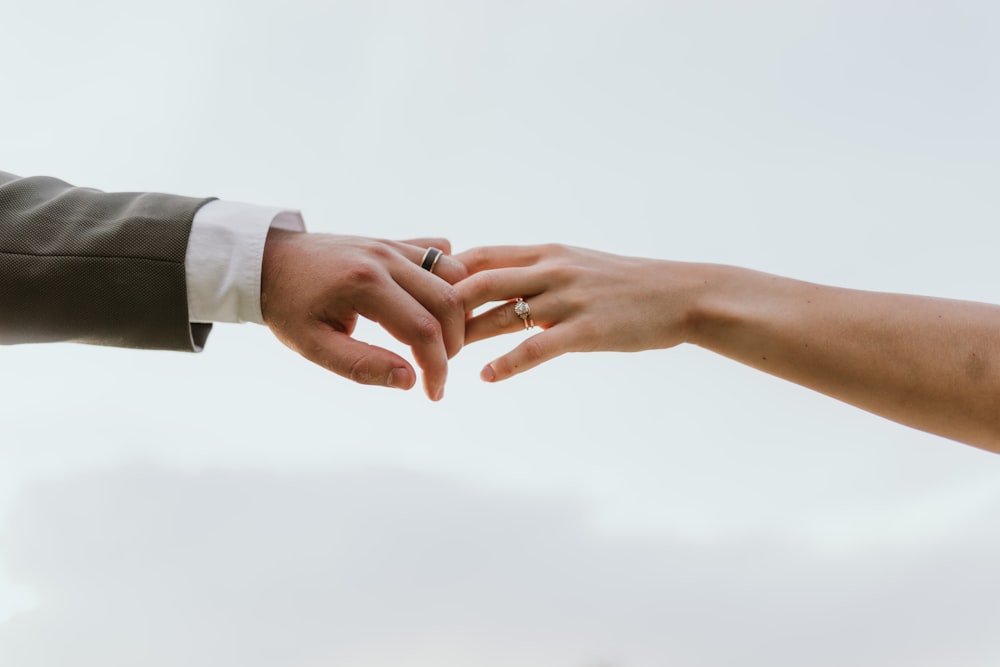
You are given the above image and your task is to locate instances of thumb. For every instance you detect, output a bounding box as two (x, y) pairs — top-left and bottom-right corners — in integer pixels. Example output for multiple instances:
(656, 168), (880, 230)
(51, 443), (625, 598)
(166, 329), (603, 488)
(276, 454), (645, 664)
(302, 327), (417, 390)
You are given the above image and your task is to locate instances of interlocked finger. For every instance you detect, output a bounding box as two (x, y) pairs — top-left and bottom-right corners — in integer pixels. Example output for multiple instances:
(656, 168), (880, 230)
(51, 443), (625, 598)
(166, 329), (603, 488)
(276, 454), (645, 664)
(387, 239), (467, 285)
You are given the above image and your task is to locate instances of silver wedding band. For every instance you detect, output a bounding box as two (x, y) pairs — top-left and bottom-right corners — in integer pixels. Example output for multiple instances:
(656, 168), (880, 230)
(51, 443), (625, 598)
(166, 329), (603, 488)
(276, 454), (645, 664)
(514, 298), (534, 329)
(420, 247), (444, 274)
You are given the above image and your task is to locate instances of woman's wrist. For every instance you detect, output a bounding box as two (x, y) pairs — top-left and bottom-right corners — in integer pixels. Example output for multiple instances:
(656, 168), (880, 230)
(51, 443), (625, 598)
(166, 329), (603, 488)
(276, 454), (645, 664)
(682, 263), (760, 350)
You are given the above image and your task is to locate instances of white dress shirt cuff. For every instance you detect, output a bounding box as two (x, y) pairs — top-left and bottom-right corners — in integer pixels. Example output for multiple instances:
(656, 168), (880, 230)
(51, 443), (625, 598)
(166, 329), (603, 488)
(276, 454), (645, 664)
(186, 199), (306, 325)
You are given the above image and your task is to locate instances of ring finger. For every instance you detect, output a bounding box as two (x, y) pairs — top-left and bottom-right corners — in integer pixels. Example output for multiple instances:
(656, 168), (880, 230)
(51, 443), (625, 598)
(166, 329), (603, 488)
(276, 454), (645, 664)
(464, 294), (565, 344)
(385, 239), (467, 285)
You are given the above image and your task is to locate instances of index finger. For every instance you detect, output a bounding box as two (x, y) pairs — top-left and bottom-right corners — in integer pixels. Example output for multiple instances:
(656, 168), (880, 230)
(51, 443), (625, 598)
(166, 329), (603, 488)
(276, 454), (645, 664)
(456, 268), (546, 313)
(355, 277), (451, 401)
(353, 259), (465, 401)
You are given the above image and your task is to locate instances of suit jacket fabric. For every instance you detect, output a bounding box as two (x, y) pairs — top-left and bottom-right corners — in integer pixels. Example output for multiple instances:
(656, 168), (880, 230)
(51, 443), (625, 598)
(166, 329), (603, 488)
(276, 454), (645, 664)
(0, 171), (214, 350)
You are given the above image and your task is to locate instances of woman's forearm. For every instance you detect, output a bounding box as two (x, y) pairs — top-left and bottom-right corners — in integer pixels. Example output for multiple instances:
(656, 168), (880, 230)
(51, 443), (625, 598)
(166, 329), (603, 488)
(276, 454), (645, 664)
(456, 245), (1000, 452)
(685, 264), (1000, 452)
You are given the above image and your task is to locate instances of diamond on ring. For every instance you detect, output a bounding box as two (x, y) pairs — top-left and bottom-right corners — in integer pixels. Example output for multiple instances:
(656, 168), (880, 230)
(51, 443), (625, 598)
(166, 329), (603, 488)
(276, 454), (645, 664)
(514, 298), (534, 329)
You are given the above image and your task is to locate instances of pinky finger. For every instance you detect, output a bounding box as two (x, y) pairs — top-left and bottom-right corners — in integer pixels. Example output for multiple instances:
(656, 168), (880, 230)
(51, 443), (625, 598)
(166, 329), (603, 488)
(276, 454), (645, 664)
(480, 327), (576, 382)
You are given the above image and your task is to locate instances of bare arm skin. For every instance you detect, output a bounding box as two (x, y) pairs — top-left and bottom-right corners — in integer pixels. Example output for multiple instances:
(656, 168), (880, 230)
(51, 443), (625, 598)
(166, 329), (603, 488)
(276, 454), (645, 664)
(455, 244), (1000, 452)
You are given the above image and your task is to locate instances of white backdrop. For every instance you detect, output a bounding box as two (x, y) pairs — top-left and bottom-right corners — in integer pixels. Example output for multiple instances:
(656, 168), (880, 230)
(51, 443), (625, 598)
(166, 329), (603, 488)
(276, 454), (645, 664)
(2, 1), (1000, 665)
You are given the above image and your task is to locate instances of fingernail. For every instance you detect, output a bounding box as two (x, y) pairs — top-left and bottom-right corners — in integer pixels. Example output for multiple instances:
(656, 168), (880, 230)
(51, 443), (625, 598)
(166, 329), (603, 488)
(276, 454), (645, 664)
(387, 368), (409, 389)
(433, 386), (445, 402)
(481, 364), (496, 382)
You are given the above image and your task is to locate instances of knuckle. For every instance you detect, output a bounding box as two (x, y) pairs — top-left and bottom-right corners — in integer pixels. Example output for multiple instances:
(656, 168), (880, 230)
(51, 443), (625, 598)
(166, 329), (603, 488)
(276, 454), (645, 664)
(343, 261), (383, 286)
(456, 272), (491, 307)
(486, 270), (507, 294)
(544, 263), (574, 285)
(493, 302), (516, 329)
(469, 246), (491, 269)
(437, 285), (463, 314)
(413, 314), (443, 344)
(347, 354), (377, 384)
(470, 270), (498, 296)
(366, 242), (395, 261)
(521, 336), (546, 364)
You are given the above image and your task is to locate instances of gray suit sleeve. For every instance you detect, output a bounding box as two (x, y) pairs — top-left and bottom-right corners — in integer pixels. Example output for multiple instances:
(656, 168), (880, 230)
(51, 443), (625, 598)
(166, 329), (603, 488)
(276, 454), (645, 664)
(0, 171), (215, 351)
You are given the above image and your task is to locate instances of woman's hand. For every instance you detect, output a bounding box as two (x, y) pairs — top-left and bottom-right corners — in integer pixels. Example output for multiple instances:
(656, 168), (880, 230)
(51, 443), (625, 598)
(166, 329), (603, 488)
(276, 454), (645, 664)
(454, 244), (705, 382)
(456, 242), (1000, 452)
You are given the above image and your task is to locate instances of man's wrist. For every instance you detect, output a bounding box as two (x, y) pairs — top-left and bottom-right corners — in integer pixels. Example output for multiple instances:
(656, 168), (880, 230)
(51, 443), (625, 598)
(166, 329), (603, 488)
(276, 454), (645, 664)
(186, 200), (306, 324)
(259, 227), (303, 326)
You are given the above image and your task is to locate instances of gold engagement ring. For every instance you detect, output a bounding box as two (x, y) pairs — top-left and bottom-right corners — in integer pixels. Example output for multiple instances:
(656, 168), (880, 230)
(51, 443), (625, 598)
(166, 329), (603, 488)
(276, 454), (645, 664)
(514, 298), (534, 329)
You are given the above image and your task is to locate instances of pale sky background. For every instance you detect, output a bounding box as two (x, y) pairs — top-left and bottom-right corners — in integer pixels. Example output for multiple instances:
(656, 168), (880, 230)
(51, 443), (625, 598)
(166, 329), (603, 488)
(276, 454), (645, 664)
(2, 1), (1000, 665)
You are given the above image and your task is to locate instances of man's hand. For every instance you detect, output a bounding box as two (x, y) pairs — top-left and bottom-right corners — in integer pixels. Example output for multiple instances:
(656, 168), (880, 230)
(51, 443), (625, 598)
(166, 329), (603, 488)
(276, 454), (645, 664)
(261, 230), (467, 400)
